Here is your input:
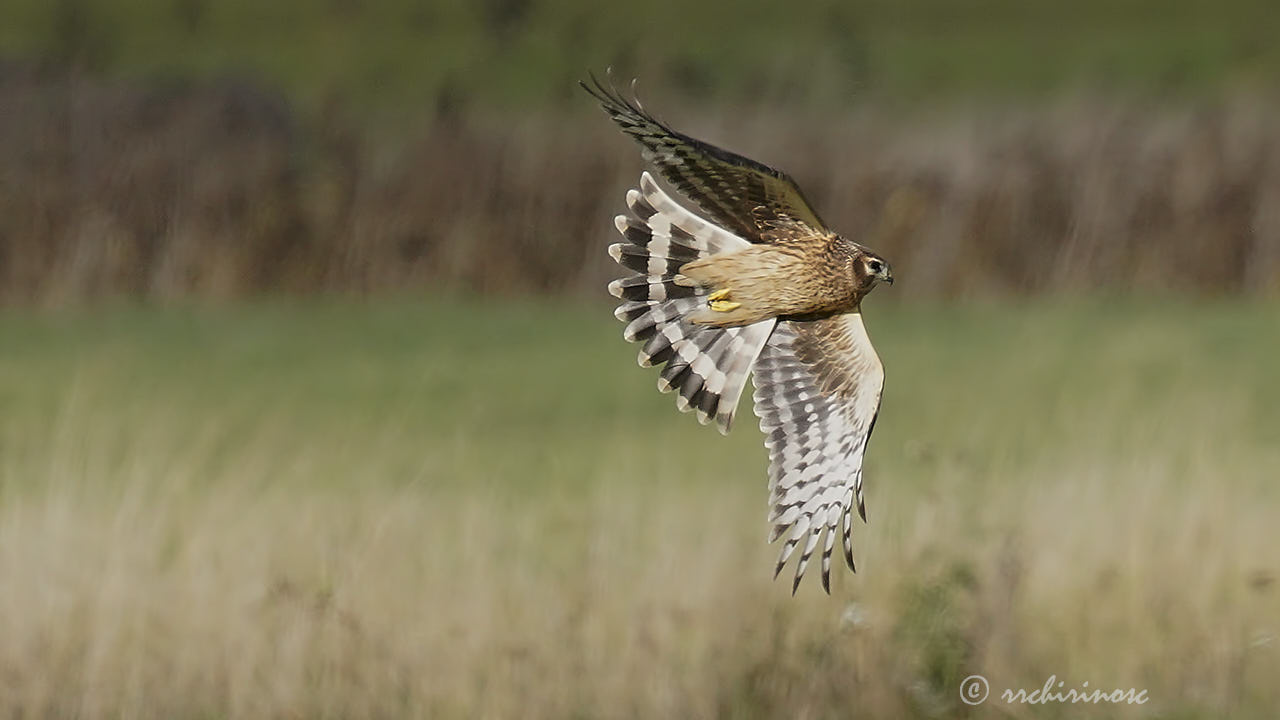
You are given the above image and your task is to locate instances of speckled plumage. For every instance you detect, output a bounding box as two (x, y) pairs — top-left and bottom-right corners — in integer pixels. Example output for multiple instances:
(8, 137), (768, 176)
(585, 73), (894, 593)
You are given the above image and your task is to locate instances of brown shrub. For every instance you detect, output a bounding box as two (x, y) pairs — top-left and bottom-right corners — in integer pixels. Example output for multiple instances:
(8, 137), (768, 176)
(1, 65), (1277, 303)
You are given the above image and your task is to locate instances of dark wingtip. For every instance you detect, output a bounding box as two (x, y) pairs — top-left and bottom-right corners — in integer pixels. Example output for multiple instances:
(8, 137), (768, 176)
(579, 67), (654, 128)
(580, 68), (617, 101)
(821, 569), (831, 595)
(579, 68), (607, 102)
(791, 572), (802, 596)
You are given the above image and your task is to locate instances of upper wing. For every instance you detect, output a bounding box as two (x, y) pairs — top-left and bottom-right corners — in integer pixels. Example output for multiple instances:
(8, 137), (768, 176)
(751, 312), (884, 593)
(581, 71), (828, 241)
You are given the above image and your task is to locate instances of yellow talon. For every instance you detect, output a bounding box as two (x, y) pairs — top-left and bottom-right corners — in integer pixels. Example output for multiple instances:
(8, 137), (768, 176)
(707, 289), (740, 313)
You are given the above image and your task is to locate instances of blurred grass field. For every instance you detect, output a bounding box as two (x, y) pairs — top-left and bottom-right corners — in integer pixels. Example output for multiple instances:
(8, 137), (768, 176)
(3, 0), (1277, 111)
(1, 298), (1276, 718)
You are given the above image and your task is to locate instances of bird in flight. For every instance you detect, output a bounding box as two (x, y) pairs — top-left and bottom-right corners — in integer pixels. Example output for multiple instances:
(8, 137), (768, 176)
(583, 73), (895, 594)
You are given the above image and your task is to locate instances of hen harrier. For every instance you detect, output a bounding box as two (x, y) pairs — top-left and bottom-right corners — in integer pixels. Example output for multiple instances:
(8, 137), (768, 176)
(583, 74), (893, 593)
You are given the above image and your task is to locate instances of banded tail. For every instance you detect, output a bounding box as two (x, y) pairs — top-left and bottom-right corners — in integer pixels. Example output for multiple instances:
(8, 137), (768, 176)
(608, 172), (776, 434)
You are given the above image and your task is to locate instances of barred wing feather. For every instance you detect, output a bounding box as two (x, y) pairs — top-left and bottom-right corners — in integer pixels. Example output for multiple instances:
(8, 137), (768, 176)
(582, 72), (827, 241)
(752, 314), (885, 593)
(609, 172), (776, 433)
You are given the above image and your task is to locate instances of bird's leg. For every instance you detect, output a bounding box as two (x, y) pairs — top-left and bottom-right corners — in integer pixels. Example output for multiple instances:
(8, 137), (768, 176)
(707, 288), (741, 313)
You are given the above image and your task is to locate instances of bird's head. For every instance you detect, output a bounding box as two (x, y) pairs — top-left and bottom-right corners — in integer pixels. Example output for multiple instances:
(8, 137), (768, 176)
(855, 252), (894, 293)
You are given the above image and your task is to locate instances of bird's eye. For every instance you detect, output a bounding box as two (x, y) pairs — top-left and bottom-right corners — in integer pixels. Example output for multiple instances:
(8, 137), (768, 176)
(867, 260), (883, 273)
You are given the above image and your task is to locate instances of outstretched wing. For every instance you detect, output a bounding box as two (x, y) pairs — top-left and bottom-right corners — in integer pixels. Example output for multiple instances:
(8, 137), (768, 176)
(751, 312), (884, 594)
(581, 71), (828, 241)
(610, 172), (777, 433)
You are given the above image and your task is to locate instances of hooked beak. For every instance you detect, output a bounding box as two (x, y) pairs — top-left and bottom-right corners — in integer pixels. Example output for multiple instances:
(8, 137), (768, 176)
(881, 266), (895, 285)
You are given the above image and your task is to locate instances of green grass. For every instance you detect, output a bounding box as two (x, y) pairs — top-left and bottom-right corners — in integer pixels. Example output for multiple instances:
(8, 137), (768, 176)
(2, 0), (1277, 113)
(0, 298), (1277, 717)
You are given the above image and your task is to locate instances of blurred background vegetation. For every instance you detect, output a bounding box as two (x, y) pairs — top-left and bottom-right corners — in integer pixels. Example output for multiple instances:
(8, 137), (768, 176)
(1, 0), (1278, 301)
(4, 0), (1279, 109)
(1, 2), (1277, 718)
